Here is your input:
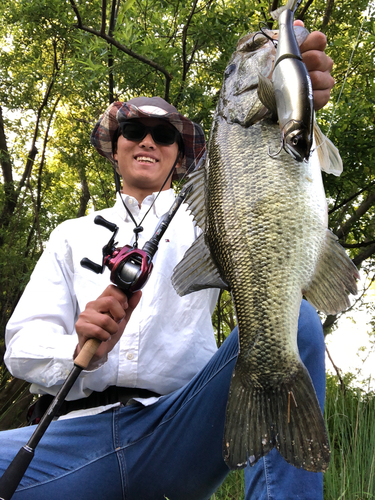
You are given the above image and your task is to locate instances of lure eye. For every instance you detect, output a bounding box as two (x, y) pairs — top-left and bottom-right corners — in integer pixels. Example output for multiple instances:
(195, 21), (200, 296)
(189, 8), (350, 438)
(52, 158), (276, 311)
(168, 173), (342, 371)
(291, 135), (301, 146)
(225, 64), (236, 78)
(285, 131), (309, 163)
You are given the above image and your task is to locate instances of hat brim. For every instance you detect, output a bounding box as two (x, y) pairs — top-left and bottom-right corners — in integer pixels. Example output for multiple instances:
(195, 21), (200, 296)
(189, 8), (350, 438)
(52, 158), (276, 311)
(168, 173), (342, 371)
(90, 100), (206, 181)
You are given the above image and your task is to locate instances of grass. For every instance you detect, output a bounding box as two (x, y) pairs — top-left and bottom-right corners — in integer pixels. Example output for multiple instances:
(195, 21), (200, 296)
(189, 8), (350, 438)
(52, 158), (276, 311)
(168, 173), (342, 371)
(324, 375), (375, 500)
(212, 375), (375, 499)
(211, 470), (245, 499)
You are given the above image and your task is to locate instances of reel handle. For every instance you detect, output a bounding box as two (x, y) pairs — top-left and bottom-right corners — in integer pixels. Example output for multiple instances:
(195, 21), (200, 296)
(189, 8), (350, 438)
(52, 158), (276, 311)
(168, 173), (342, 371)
(94, 215), (118, 233)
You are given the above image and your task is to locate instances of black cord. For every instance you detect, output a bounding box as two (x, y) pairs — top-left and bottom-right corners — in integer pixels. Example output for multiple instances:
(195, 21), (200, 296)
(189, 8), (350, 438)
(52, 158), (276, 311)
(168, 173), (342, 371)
(117, 151), (182, 248)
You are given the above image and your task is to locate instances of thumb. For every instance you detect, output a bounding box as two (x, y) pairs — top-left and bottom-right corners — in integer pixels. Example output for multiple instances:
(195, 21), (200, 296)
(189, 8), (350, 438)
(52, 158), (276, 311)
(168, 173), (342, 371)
(127, 290), (142, 314)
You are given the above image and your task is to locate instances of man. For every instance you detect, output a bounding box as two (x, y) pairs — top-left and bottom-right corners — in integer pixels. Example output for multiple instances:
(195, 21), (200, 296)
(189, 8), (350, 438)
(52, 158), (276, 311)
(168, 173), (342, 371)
(1, 30), (333, 499)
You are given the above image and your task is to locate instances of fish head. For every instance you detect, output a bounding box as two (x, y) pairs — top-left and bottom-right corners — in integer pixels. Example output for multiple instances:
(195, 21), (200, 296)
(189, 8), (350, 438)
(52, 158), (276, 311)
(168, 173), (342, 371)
(283, 120), (313, 162)
(215, 26), (310, 129)
(216, 30), (278, 127)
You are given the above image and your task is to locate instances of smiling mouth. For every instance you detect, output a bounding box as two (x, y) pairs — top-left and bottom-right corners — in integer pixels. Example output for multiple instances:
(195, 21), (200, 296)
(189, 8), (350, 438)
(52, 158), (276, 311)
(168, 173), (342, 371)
(136, 156), (157, 163)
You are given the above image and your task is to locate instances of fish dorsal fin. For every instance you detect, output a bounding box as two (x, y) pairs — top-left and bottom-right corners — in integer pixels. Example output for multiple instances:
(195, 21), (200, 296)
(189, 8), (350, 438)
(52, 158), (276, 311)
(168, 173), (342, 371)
(182, 167), (206, 231)
(172, 233), (229, 296)
(303, 229), (359, 315)
(314, 120), (343, 176)
(257, 72), (277, 114)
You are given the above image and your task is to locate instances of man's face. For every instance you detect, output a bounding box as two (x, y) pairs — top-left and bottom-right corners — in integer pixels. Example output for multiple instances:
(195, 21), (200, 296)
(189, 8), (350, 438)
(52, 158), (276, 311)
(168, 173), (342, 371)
(114, 118), (181, 199)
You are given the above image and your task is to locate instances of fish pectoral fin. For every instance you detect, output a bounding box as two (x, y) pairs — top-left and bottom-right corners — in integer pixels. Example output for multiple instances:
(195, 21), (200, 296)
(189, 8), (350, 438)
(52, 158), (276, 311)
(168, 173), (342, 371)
(304, 229), (359, 315)
(171, 234), (229, 296)
(314, 120), (343, 176)
(223, 362), (330, 472)
(257, 72), (277, 115)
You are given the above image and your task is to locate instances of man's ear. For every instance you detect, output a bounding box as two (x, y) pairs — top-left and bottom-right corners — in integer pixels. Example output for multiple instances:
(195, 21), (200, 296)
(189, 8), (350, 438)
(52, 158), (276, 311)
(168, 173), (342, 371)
(176, 151), (183, 169)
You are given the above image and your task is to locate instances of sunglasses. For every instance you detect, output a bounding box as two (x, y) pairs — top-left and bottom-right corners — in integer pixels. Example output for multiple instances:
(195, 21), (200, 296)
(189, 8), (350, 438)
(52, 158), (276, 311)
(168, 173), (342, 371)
(119, 121), (179, 146)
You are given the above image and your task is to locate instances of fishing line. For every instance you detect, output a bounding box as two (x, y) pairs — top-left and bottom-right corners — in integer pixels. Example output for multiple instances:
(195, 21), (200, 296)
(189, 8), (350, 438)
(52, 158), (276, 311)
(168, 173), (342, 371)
(325, 10), (367, 139)
(310, 9), (367, 160)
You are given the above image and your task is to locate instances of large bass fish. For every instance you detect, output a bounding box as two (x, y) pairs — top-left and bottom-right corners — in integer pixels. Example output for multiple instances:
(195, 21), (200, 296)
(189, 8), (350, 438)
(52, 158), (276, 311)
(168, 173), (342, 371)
(172, 4), (359, 473)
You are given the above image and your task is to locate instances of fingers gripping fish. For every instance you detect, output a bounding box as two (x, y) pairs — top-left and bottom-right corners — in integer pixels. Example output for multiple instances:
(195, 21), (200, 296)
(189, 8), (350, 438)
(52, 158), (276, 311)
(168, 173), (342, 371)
(172, 1), (359, 474)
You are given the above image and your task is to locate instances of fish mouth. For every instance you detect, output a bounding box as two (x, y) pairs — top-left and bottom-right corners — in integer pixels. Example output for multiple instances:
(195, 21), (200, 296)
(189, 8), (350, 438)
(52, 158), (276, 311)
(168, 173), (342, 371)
(233, 82), (259, 97)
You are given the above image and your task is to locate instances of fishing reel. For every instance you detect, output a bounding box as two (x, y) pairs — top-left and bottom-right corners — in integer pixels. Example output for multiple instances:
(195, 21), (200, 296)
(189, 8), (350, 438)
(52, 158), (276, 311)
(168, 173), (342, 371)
(80, 215), (153, 295)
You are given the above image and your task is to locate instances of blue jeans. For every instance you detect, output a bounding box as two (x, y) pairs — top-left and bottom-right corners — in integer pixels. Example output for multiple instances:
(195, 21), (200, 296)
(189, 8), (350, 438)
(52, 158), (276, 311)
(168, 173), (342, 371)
(0, 300), (325, 500)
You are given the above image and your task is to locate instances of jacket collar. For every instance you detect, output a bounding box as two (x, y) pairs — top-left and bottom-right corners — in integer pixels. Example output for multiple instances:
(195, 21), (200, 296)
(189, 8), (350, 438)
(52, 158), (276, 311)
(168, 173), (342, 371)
(114, 189), (176, 221)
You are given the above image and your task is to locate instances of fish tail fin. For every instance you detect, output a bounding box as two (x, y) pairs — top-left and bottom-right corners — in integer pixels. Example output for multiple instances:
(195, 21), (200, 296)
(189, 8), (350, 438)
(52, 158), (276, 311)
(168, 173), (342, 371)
(223, 361), (331, 472)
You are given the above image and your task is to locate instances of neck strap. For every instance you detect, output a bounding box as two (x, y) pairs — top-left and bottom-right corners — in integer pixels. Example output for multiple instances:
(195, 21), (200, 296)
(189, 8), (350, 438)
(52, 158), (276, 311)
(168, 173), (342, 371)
(117, 150), (182, 247)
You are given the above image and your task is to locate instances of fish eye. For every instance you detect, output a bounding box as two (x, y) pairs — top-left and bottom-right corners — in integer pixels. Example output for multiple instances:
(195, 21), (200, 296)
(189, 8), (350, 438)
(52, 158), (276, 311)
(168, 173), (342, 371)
(225, 64), (236, 78)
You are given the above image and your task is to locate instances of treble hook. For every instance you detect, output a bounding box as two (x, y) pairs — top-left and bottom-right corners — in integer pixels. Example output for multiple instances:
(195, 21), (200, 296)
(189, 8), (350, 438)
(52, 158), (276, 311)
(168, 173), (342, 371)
(268, 131), (284, 158)
(251, 22), (278, 48)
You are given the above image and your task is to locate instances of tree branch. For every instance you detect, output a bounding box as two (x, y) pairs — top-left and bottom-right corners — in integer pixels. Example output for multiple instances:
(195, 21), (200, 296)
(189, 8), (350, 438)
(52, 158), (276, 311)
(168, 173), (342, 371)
(107, 0), (118, 103)
(325, 344), (346, 390)
(322, 0), (335, 31)
(328, 182), (375, 215)
(69, 0), (83, 28)
(258, 0), (272, 26)
(181, 0), (198, 77)
(297, 0), (314, 22)
(69, 0), (173, 101)
(173, 0), (202, 107)
(108, 0), (119, 36)
(101, 0), (107, 35)
(0, 106), (17, 233)
(353, 242), (375, 268)
(335, 191), (375, 241)
(77, 167), (91, 218)
(323, 273), (374, 335)
(37, 96), (61, 212)
(341, 240), (375, 249)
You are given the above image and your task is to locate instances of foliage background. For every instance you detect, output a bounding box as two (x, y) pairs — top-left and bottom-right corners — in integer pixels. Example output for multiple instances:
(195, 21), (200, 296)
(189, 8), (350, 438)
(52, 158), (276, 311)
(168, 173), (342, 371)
(0, 0), (375, 494)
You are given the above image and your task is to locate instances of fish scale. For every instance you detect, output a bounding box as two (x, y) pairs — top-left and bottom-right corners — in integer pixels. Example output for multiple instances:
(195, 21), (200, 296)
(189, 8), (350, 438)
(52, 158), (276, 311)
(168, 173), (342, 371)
(172, 23), (358, 472)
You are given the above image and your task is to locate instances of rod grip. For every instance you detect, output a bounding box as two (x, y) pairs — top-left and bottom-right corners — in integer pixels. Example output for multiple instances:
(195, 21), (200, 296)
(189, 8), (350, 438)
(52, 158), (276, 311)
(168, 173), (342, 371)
(74, 338), (101, 369)
(0, 447), (34, 500)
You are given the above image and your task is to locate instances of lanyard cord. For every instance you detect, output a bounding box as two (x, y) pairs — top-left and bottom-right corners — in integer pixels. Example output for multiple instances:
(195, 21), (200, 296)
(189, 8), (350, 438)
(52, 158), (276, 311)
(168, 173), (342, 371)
(118, 151), (182, 248)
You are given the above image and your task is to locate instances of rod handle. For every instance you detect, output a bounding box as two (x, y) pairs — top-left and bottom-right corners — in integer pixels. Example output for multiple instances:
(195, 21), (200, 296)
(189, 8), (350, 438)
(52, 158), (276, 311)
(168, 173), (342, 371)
(0, 447), (34, 500)
(74, 338), (101, 369)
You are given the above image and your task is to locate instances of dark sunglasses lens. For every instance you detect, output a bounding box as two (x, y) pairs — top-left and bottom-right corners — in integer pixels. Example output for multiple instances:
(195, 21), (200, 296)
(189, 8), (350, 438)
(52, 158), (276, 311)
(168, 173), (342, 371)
(152, 125), (177, 145)
(120, 122), (177, 145)
(121, 122), (145, 141)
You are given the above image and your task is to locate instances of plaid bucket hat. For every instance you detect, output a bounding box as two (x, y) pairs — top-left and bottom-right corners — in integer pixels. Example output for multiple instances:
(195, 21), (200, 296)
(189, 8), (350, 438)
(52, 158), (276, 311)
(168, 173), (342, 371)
(90, 96), (206, 180)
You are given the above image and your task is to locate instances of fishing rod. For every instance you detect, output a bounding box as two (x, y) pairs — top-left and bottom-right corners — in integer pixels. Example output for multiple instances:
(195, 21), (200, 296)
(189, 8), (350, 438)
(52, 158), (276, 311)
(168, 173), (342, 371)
(0, 186), (191, 500)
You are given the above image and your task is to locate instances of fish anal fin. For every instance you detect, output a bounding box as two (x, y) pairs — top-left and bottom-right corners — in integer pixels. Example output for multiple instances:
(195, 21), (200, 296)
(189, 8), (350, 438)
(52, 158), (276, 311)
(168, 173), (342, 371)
(172, 234), (229, 296)
(304, 230), (359, 315)
(223, 362), (330, 472)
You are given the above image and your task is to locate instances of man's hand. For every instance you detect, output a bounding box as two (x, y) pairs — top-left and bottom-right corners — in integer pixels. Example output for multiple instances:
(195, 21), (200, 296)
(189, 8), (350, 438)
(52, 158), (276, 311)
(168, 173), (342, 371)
(294, 20), (335, 110)
(74, 285), (142, 367)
